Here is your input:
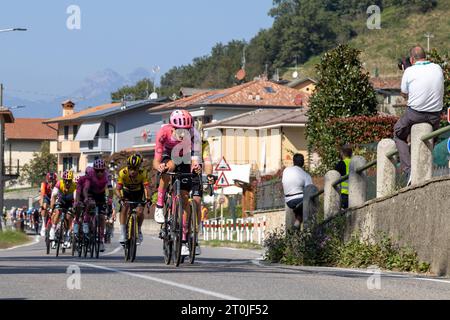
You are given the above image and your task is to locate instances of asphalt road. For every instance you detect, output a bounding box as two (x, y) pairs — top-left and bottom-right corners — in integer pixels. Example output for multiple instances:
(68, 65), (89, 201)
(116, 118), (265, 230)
(1, 232), (450, 300)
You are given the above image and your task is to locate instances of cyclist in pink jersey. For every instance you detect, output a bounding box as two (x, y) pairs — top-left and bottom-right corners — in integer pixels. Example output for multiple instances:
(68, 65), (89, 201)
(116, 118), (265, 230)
(153, 110), (202, 256)
(73, 167), (94, 238)
(82, 159), (113, 252)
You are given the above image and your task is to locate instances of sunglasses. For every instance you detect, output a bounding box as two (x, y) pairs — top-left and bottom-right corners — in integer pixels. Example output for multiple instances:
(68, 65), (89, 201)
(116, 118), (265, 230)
(95, 169), (105, 173)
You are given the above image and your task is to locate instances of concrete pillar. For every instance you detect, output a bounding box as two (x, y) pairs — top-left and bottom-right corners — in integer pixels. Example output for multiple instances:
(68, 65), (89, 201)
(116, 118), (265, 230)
(377, 139), (397, 198)
(349, 156), (367, 207)
(285, 203), (295, 231)
(411, 123), (433, 185)
(324, 170), (341, 220)
(303, 184), (319, 228)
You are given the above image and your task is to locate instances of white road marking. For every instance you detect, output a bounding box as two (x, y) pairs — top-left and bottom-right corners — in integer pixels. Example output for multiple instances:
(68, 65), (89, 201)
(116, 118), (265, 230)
(77, 262), (241, 300)
(251, 262), (450, 285)
(103, 246), (122, 256)
(0, 235), (40, 251)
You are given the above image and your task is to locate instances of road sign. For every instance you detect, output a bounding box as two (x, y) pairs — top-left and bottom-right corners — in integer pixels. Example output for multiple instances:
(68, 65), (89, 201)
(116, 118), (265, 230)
(447, 138), (450, 154)
(216, 172), (230, 187)
(215, 157), (231, 171)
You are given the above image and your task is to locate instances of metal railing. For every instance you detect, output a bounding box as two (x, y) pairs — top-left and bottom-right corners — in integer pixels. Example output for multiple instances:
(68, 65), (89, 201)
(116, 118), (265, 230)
(312, 124), (450, 199)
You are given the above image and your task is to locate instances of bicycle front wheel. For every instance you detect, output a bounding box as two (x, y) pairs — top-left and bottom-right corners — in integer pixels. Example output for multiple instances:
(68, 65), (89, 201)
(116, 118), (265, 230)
(129, 213), (137, 262)
(162, 202), (172, 265)
(173, 197), (184, 267)
(56, 222), (64, 258)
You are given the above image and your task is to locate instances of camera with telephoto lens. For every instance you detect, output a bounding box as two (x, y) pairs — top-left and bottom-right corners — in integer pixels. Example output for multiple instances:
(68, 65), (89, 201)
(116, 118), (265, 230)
(398, 56), (412, 71)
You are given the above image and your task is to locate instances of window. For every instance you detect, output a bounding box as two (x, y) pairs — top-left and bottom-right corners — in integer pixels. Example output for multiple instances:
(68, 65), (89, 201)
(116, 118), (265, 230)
(73, 125), (78, 138)
(63, 157), (73, 172)
(104, 122), (109, 137)
(264, 87), (275, 93)
(64, 126), (69, 140)
(203, 116), (213, 124)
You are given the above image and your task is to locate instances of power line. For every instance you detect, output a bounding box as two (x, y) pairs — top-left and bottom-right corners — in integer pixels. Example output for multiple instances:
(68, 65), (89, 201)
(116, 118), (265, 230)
(4, 87), (87, 101)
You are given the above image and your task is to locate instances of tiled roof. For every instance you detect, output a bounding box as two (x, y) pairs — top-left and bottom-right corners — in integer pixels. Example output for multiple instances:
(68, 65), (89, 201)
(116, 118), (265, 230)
(370, 77), (402, 90)
(5, 118), (58, 140)
(203, 108), (308, 128)
(45, 103), (121, 123)
(150, 80), (307, 112)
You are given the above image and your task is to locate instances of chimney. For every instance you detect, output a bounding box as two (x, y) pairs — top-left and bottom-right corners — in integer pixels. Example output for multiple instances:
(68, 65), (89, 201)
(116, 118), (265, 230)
(62, 100), (75, 117)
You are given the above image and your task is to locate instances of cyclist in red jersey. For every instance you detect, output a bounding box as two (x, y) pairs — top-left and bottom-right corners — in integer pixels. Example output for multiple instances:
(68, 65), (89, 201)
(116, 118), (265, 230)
(39, 172), (58, 237)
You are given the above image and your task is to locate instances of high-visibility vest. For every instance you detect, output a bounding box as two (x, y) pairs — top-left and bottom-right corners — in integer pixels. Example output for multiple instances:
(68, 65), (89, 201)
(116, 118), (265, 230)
(341, 158), (351, 195)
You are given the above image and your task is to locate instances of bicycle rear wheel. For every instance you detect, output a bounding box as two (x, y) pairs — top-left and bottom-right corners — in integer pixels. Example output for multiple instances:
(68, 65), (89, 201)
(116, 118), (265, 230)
(172, 197), (184, 267)
(188, 200), (198, 265)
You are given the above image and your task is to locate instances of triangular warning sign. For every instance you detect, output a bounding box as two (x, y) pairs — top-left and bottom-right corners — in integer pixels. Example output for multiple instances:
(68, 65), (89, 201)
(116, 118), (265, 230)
(215, 157), (231, 171)
(215, 172), (230, 187)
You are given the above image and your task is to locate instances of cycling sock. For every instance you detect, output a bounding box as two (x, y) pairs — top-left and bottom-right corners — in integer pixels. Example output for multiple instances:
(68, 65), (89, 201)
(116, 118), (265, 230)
(157, 187), (166, 207)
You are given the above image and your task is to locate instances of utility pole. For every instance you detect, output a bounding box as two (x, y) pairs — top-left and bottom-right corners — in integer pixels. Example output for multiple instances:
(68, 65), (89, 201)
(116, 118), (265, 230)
(424, 32), (434, 52)
(0, 83), (3, 107)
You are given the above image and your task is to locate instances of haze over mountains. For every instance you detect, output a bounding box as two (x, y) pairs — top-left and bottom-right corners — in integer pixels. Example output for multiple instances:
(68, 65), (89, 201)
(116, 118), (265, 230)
(4, 67), (153, 118)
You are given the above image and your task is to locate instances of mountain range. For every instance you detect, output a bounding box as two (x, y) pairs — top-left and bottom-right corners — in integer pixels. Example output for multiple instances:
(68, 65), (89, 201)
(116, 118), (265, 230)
(4, 67), (153, 118)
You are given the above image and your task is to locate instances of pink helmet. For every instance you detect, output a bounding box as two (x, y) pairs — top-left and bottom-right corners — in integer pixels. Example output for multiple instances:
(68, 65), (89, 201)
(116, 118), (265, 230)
(85, 166), (95, 177)
(170, 110), (193, 129)
(93, 159), (106, 170)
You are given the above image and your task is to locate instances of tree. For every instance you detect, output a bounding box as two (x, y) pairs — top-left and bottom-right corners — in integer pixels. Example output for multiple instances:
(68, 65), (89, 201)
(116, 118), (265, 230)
(20, 142), (57, 187)
(306, 44), (378, 173)
(428, 48), (450, 111)
(111, 78), (155, 102)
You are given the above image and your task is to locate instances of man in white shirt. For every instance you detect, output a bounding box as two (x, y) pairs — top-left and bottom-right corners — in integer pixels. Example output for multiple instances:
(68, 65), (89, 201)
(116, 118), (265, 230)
(282, 154), (312, 229)
(394, 45), (444, 186)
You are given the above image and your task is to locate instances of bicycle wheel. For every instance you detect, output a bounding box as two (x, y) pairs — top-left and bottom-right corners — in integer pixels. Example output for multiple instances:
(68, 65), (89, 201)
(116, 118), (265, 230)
(95, 214), (101, 259)
(129, 213), (137, 262)
(83, 233), (89, 258)
(45, 228), (51, 255)
(172, 197), (184, 267)
(90, 216), (96, 259)
(71, 229), (76, 257)
(188, 200), (198, 265)
(162, 201), (172, 265)
(124, 211), (131, 262)
(56, 222), (64, 257)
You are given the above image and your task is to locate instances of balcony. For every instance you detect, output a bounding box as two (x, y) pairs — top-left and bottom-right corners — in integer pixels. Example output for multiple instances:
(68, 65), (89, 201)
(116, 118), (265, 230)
(50, 140), (81, 154)
(80, 137), (112, 153)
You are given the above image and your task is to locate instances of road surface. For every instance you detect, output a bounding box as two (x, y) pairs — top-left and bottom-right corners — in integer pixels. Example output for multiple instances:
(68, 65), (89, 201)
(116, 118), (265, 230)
(1, 232), (450, 300)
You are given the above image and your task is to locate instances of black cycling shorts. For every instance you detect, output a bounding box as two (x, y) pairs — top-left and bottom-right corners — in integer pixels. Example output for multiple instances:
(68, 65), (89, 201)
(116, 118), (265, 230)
(191, 175), (202, 197)
(162, 154), (192, 192)
(122, 189), (144, 203)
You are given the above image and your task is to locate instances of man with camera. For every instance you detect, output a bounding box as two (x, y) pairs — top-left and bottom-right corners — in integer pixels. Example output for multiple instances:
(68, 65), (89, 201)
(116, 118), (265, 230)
(394, 45), (444, 186)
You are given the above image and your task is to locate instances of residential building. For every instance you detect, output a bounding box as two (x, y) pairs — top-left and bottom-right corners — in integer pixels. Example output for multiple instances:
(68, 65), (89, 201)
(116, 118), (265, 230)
(5, 118), (58, 188)
(149, 79), (307, 133)
(46, 99), (166, 175)
(370, 77), (406, 115)
(203, 108), (309, 175)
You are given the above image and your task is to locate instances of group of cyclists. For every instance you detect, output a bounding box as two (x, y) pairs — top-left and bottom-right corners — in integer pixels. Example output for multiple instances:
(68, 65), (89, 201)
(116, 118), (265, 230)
(37, 109), (215, 258)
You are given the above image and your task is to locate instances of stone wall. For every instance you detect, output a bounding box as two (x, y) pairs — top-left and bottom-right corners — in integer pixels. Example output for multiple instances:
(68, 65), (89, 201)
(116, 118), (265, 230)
(343, 176), (450, 276)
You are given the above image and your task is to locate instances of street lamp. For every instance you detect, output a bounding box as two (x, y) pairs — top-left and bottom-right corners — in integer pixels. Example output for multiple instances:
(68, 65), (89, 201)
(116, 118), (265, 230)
(0, 28), (27, 33)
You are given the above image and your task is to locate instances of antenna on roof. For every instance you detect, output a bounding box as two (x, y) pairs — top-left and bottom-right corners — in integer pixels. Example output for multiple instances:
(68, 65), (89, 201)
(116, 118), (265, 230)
(292, 56), (299, 79)
(242, 46), (247, 71)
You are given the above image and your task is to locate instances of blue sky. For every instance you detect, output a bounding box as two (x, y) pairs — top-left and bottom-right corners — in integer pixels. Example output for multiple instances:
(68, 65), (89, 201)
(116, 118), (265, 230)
(0, 0), (274, 116)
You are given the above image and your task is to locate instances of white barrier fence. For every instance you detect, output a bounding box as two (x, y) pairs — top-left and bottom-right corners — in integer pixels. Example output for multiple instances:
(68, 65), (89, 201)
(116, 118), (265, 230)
(202, 216), (266, 245)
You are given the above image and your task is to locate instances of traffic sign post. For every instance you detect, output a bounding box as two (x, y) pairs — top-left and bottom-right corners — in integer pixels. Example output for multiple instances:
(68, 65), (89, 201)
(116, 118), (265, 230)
(215, 157), (233, 220)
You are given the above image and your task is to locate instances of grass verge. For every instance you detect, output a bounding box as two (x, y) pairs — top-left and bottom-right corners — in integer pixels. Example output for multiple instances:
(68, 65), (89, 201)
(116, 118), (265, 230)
(264, 215), (430, 274)
(0, 230), (31, 249)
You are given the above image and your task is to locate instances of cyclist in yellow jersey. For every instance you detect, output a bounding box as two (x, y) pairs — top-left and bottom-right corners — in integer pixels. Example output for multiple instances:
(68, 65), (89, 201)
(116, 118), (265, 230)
(49, 170), (77, 248)
(115, 154), (151, 245)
